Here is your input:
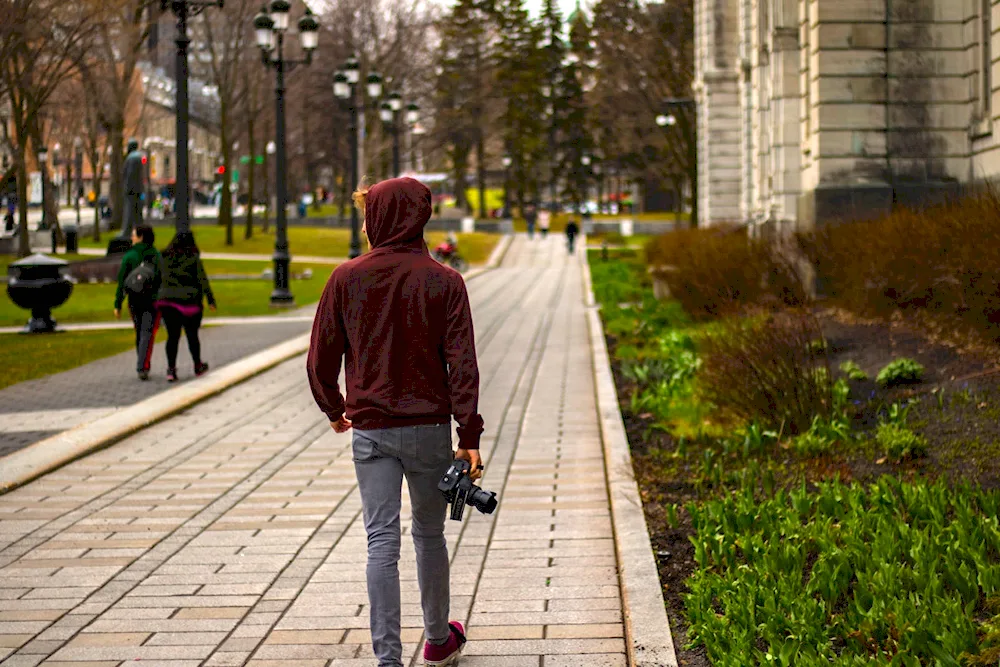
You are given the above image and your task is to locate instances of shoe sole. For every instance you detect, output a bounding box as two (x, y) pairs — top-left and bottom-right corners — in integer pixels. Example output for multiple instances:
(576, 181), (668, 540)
(424, 647), (462, 666)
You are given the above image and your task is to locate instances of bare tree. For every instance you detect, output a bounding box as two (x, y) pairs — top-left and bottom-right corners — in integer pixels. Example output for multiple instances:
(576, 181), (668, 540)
(74, 0), (155, 237)
(1, 0), (96, 256)
(197, 0), (255, 246)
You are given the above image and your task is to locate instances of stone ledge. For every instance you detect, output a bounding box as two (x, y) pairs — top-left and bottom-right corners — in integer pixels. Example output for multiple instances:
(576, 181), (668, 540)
(580, 245), (679, 667)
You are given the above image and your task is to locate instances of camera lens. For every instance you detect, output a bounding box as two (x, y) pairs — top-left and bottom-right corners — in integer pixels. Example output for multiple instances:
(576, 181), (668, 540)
(468, 486), (498, 515)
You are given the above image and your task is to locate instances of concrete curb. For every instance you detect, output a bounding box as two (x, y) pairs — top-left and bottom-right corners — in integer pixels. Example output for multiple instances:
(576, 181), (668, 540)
(581, 243), (679, 667)
(464, 234), (513, 282)
(0, 333), (312, 495)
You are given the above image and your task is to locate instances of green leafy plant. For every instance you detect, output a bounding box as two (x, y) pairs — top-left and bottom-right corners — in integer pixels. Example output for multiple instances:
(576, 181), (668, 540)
(684, 478), (1000, 666)
(876, 358), (925, 387)
(876, 422), (928, 462)
(839, 360), (868, 381)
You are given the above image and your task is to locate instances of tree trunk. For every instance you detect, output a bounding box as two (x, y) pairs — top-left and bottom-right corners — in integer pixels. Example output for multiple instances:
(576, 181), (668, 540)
(245, 115), (255, 240)
(15, 145), (30, 257)
(262, 141), (270, 234)
(220, 108), (233, 246)
(108, 122), (124, 232)
(476, 131), (486, 219)
(90, 150), (102, 242)
(338, 165), (348, 224)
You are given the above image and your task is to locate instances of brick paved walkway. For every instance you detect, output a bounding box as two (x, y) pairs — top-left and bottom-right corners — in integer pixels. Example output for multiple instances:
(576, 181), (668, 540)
(0, 312), (314, 458)
(0, 235), (628, 666)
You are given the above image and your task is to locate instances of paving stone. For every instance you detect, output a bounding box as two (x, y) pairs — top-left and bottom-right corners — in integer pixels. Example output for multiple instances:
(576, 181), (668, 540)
(0, 238), (634, 667)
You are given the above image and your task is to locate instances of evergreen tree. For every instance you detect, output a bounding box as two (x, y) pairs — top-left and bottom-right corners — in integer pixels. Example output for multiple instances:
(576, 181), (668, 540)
(433, 0), (492, 214)
(538, 0), (565, 209)
(492, 0), (546, 208)
(559, 3), (595, 210)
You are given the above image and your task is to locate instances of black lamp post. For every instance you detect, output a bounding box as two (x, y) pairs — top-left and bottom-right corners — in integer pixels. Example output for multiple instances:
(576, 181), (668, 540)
(74, 138), (83, 227)
(37, 146), (48, 232)
(161, 0), (225, 236)
(335, 56), (384, 259)
(254, 0), (319, 306)
(378, 92), (418, 179)
(501, 154), (512, 218)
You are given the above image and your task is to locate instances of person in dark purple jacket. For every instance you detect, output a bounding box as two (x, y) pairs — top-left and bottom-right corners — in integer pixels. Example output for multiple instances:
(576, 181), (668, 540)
(307, 177), (484, 667)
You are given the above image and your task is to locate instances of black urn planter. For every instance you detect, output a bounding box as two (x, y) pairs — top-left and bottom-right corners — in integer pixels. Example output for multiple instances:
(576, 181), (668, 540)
(6, 254), (75, 333)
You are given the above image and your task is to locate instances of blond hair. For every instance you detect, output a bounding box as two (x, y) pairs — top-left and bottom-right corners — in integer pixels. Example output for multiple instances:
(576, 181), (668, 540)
(352, 178), (370, 212)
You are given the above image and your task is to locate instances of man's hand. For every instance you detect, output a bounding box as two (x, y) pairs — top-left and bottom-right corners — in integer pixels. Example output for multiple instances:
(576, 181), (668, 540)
(456, 448), (483, 481)
(113, 309), (121, 319)
(330, 415), (352, 433)
(209, 304), (217, 312)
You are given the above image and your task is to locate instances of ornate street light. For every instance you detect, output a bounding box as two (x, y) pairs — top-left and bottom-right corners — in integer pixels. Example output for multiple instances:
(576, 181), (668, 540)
(501, 154), (513, 219)
(253, 1), (319, 306)
(335, 56), (384, 259)
(378, 90), (419, 179)
(656, 114), (677, 127)
(160, 0), (225, 236)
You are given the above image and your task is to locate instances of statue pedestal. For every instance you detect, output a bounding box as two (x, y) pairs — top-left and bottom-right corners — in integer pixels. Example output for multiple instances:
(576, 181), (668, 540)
(106, 236), (132, 256)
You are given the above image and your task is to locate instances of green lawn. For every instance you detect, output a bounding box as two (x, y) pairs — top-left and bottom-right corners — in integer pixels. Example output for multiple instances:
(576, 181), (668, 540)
(0, 328), (167, 390)
(201, 259), (335, 278)
(78, 228), (500, 264)
(0, 277), (329, 327)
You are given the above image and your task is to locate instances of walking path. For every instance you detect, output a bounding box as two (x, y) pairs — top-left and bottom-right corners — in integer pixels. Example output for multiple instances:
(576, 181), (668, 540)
(0, 310), (315, 458)
(0, 315), (315, 336)
(0, 236), (633, 666)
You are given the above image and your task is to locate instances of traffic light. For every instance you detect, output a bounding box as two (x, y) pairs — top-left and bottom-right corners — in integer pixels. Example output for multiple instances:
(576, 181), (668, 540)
(216, 165), (226, 175)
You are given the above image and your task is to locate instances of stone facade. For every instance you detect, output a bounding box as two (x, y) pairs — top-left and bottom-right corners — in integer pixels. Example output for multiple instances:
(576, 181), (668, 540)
(694, 0), (1000, 230)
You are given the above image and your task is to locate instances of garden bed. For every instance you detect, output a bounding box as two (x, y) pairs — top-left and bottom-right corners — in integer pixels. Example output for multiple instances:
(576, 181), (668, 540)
(590, 248), (1000, 666)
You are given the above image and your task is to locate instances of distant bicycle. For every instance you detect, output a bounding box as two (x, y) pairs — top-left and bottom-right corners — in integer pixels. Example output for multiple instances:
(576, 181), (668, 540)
(432, 236), (468, 272)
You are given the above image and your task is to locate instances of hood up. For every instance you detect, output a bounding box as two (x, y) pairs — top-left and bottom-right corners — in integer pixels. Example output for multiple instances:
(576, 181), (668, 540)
(364, 177), (432, 250)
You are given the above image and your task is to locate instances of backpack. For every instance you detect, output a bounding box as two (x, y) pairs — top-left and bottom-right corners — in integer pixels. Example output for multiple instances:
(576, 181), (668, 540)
(125, 258), (157, 296)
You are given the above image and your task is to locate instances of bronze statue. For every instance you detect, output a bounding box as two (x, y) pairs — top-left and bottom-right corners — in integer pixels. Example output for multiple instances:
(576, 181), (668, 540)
(122, 138), (146, 238)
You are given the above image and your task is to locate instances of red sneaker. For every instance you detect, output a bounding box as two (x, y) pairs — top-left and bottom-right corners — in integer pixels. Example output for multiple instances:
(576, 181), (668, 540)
(423, 621), (466, 666)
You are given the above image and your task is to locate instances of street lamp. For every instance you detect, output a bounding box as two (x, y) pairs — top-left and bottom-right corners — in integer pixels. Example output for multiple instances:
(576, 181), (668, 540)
(379, 91), (418, 178)
(335, 56), (384, 259)
(37, 146), (48, 232)
(161, 0), (225, 236)
(74, 137), (83, 227)
(501, 154), (512, 218)
(655, 114), (677, 127)
(254, 1), (319, 307)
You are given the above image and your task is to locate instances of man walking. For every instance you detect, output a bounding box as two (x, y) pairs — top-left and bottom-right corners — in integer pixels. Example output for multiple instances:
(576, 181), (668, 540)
(308, 177), (484, 667)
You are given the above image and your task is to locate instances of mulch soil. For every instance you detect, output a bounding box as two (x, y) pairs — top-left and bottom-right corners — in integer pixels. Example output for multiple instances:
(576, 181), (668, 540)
(610, 307), (1000, 667)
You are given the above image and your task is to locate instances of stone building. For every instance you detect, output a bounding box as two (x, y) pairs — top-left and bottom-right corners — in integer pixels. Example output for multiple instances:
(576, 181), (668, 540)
(694, 0), (1000, 232)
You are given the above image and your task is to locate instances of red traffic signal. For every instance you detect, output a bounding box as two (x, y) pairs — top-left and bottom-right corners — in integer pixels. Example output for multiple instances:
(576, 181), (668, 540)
(141, 156), (148, 165)
(216, 165), (226, 175)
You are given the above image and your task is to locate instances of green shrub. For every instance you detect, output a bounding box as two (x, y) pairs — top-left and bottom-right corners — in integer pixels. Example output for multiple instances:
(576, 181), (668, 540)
(876, 422), (928, 462)
(839, 360), (868, 381)
(644, 226), (808, 320)
(876, 358), (925, 387)
(685, 477), (1000, 666)
(697, 309), (833, 434)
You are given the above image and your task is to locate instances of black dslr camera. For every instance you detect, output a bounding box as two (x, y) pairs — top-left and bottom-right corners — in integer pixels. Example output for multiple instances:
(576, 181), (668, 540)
(438, 459), (498, 521)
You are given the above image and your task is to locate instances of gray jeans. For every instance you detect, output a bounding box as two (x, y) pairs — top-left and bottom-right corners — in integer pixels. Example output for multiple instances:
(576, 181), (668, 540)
(353, 424), (454, 667)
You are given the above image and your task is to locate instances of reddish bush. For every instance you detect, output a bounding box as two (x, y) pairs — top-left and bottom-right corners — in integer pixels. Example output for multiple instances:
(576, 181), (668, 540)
(697, 309), (833, 434)
(800, 188), (1000, 344)
(645, 225), (808, 320)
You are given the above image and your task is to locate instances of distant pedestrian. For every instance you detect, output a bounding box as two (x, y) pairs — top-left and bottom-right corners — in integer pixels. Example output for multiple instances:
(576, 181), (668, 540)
(114, 224), (162, 381)
(524, 203), (537, 238)
(155, 232), (215, 383)
(566, 219), (579, 254)
(538, 208), (551, 238)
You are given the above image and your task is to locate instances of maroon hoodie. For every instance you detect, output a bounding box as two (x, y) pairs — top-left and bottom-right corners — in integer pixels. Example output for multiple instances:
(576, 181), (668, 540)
(306, 177), (485, 450)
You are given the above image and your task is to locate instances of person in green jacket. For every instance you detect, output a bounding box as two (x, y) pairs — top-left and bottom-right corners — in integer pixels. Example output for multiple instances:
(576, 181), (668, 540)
(155, 231), (215, 382)
(114, 224), (162, 380)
